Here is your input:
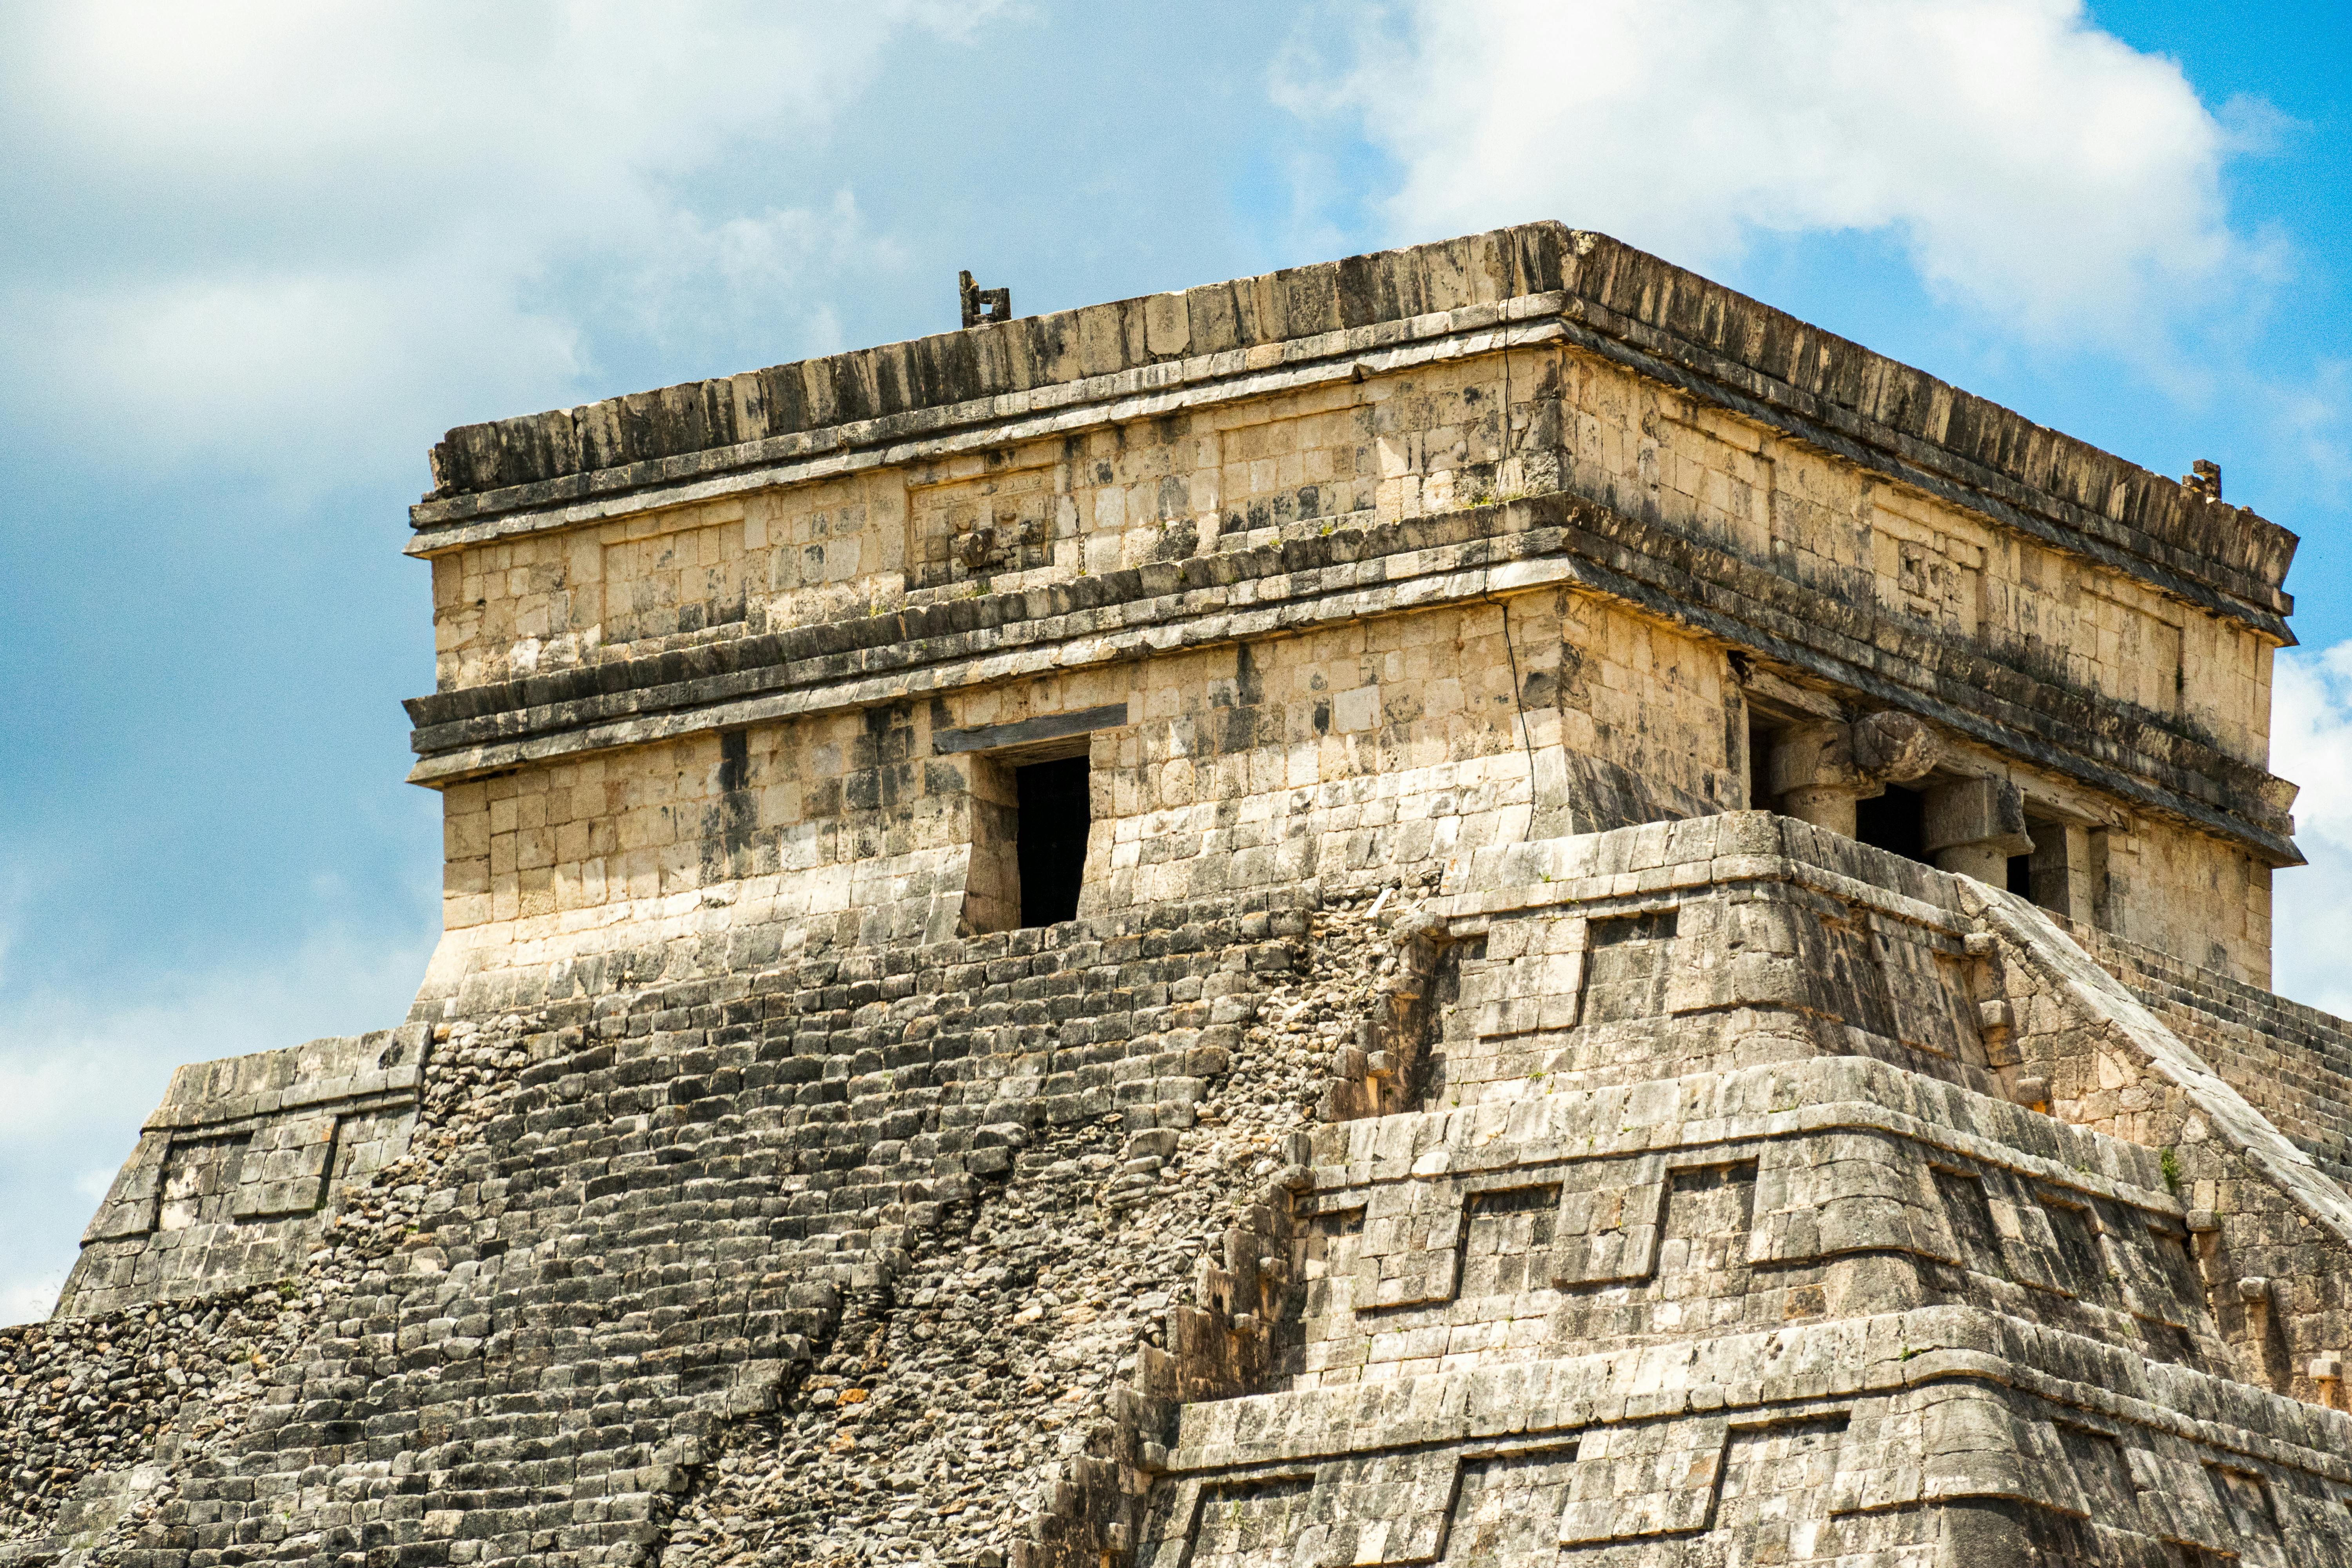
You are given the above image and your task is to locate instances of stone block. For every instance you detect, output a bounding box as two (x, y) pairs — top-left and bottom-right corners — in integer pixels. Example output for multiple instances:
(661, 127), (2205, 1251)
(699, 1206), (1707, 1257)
(1555, 1415), (1729, 1543)
(1749, 1132), (1958, 1266)
(1922, 777), (2033, 859)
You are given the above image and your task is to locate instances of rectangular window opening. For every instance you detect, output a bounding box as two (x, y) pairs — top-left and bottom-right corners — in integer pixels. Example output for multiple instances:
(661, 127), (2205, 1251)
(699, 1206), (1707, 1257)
(1746, 717), (1775, 811)
(2013, 813), (2056, 902)
(1015, 754), (1091, 928)
(962, 740), (1098, 937)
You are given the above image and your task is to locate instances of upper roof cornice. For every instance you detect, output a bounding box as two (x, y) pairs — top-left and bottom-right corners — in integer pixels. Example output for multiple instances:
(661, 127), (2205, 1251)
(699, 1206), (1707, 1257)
(410, 222), (2297, 636)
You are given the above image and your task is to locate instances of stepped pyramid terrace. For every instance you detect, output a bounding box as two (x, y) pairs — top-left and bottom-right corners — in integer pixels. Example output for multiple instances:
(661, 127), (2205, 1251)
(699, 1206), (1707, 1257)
(7, 223), (2349, 1568)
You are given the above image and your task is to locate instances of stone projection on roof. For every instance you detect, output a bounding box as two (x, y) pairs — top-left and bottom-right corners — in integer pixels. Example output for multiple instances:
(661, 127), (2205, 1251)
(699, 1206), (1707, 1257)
(7, 223), (2348, 1568)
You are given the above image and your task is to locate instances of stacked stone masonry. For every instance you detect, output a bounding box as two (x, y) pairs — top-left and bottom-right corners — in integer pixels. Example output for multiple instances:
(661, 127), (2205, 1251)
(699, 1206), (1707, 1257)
(10, 224), (2347, 1567)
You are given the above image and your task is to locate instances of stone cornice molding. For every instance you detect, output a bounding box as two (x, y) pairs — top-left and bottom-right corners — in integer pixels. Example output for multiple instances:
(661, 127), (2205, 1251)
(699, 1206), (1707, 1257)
(410, 223), (2297, 635)
(403, 495), (2301, 865)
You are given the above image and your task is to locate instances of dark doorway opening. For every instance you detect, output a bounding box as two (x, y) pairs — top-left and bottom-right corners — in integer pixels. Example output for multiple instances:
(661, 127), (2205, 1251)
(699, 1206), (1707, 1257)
(1015, 756), (1091, 927)
(2017, 814), (2072, 911)
(1747, 718), (1775, 811)
(1855, 784), (1926, 864)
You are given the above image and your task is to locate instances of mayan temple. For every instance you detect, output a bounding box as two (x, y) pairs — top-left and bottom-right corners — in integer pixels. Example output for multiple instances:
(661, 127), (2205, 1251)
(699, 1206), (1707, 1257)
(11, 221), (2352, 1567)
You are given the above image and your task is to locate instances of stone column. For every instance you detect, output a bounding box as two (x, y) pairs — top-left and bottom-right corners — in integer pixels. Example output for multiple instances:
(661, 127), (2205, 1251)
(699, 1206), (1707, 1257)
(1767, 722), (1861, 835)
(1766, 711), (1940, 837)
(1923, 776), (2034, 884)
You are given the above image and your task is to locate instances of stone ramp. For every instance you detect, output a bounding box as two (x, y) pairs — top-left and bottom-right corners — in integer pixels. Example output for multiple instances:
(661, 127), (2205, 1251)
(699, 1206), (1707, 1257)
(1973, 884), (2352, 1250)
(2073, 918), (2352, 1183)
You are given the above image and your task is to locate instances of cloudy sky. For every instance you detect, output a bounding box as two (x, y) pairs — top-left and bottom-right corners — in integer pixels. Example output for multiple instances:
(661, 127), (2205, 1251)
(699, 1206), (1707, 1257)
(3, 0), (2347, 1322)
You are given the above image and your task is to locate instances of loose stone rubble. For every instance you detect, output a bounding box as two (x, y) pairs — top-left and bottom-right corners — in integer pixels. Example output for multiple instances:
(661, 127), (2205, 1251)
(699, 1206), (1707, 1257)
(11, 223), (2348, 1566)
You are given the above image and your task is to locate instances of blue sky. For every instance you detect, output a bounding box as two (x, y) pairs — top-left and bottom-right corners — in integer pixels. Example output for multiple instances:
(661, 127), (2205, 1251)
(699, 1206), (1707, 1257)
(2, 0), (2347, 1321)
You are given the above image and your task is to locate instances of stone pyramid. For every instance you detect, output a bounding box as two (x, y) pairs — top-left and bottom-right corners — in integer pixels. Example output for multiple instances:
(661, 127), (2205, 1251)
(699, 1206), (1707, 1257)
(5, 224), (2344, 1568)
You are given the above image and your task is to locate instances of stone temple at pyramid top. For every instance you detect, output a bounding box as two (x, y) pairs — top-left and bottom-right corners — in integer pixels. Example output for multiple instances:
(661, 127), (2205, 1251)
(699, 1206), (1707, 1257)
(399, 220), (2299, 1010)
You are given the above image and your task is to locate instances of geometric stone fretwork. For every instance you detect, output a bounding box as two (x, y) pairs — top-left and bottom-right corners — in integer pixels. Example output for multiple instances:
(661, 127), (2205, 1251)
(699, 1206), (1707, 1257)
(1554, 1416), (1730, 1543)
(1440, 1448), (1581, 1564)
(1179, 1477), (1316, 1568)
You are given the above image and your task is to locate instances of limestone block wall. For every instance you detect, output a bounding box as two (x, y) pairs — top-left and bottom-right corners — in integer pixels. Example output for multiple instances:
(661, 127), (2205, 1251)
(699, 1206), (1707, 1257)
(403, 225), (2306, 999)
(1280, 1058), (2241, 1393)
(1424, 820), (2352, 1390)
(409, 371), (2296, 1006)
(1093, 597), (1736, 906)
(1553, 352), (2278, 767)
(2092, 818), (2278, 990)
(417, 585), (1746, 1014)
(415, 225), (2298, 662)
(425, 354), (1536, 697)
(433, 703), (983, 949)
(430, 474), (908, 691)
(426, 338), (2276, 773)
(1421, 885), (1993, 1109)
(417, 535), (2287, 1012)
(1119, 817), (2352, 1567)
(1148, 1326), (2352, 1567)
(58, 1025), (430, 1319)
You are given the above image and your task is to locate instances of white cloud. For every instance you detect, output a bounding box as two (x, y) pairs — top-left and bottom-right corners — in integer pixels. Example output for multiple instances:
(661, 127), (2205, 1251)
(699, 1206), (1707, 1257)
(0, 1280), (64, 1330)
(2276, 361), (2352, 499)
(7, 260), (585, 483)
(0, 0), (1005, 487)
(13, 1), (991, 194)
(1279, 0), (2259, 359)
(0, 921), (437, 1326)
(583, 192), (886, 365)
(0, 862), (28, 995)
(2271, 642), (2352, 1018)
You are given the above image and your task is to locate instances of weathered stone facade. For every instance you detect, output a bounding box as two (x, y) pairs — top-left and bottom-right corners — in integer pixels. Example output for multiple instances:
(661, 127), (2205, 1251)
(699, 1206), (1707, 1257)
(8, 223), (2343, 1566)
